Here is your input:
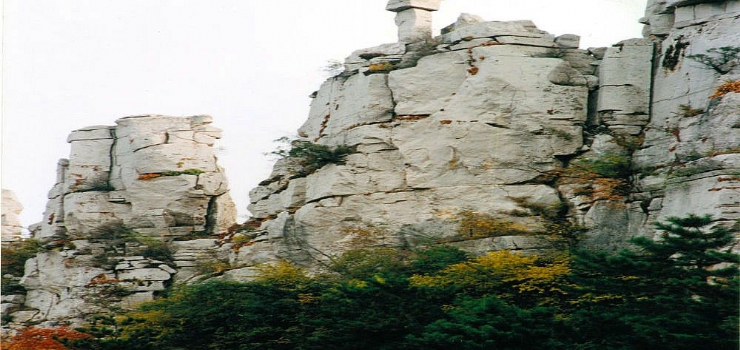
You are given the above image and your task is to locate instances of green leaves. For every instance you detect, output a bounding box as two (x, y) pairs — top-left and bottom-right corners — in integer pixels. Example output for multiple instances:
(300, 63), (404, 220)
(566, 214), (739, 349)
(271, 137), (356, 177)
(71, 216), (738, 349)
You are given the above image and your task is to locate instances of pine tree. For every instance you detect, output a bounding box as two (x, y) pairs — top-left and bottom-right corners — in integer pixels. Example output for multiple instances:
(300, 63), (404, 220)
(567, 214), (739, 349)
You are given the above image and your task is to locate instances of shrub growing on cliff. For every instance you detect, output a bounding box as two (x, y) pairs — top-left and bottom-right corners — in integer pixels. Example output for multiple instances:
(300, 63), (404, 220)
(548, 153), (631, 201)
(1, 239), (44, 277)
(273, 137), (356, 176)
(455, 210), (531, 240)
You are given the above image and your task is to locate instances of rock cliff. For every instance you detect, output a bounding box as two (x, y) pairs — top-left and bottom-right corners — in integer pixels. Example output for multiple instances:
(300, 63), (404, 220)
(3, 0), (739, 329)
(3, 115), (236, 327)
(235, 0), (739, 273)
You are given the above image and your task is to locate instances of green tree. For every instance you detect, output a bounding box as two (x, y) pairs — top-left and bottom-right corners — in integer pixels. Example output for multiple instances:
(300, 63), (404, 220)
(408, 296), (563, 350)
(566, 215), (739, 349)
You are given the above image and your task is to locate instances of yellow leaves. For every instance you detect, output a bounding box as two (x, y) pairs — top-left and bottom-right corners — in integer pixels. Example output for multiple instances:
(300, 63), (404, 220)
(373, 274), (387, 285)
(367, 62), (395, 72)
(254, 261), (309, 284)
(298, 293), (318, 304)
(410, 250), (571, 305)
(339, 224), (388, 247)
(115, 310), (180, 343)
(456, 210), (531, 240)
(348, 279), (368, 288)
(572, 293), (624, 305)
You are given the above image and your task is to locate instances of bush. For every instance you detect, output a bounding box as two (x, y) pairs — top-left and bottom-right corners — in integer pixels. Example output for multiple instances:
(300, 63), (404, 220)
(547, 153), (632, 201)
(574, 154), (631, 179)
(273, 138), (356, 176)
(71, 220), (738, 350)
(1, 326), (93, 350)
(455, 210), (531, 240)
(1, 239), (44, 277)
(138, 169), (204, 180)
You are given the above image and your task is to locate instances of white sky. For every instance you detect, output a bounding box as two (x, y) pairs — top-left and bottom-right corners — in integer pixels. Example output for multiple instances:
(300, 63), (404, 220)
(1, 0), (647, 230)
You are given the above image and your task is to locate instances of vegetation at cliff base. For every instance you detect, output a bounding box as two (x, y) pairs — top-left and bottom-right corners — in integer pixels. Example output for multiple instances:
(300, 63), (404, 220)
(3, 215), (737, 350)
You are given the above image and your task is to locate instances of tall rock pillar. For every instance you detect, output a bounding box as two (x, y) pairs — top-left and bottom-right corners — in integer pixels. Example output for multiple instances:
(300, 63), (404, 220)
(386, 0), (441, 42)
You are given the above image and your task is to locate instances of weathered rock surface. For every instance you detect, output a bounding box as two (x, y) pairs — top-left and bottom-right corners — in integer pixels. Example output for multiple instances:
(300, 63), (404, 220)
(2, 189), (24, 243)
(6, 115), (236, 328)
(32, 115), (235, 241)
(6, 0), (740, 330)
(386, 0), (441, 42)
(246, 17), (598, 267)
(242, 0), (739, 270)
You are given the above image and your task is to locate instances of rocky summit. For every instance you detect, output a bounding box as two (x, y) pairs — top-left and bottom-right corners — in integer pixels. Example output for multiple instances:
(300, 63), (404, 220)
(2, 0), (739, 330)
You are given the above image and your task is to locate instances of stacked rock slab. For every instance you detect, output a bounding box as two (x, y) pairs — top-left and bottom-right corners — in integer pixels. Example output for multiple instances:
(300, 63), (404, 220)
(32, 115), (235, 240)
(8, 115), (236, 328)
(1, 189), (24, 244)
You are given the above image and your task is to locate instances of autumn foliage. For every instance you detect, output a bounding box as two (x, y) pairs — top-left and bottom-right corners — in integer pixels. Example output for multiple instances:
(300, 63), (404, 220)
(6, 216), (735, 350)
(1, 327), (92, 350)
(710, 80), (740, 99)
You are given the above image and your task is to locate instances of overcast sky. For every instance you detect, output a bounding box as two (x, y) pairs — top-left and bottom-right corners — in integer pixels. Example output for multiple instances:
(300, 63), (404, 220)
(1, 0), (647, 230)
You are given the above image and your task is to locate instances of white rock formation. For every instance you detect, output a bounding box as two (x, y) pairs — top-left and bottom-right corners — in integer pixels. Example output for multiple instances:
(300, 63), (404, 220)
(7, 0), (739, 328)
(8, 115), (236, 327)
(246, 18), (598, 267)
(1, 189), (24, 243)
(626, 0), (740, 245)
(386, 0), (441, 42)
(242, 0), (739, 270)
(33, 115), (236, 240)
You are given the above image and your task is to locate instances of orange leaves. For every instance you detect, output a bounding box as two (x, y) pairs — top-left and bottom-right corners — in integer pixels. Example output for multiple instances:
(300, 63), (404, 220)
(367, 62), (395, 73)
(1, 327), (92, 350)
(710, 80), (740, 99)
(137, 173), (162, 181)
(85, 274), (121, 287)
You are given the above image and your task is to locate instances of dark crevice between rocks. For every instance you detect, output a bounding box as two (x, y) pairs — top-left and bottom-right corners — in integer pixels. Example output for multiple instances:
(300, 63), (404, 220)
(485, 122), (509, 129)
(204, 195), (218, 236)
(107, 128), (118, 191)
(662, 36), (689, 71)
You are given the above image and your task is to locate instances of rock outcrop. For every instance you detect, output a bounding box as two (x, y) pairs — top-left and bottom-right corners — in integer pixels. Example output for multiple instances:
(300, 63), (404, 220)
(596, 0), (740, 247)
(32, 115), (235, 241)
(6, 115), (236, 327)
(1, 189), (24, 244)
(237, 0), (739, 273)
(4, 0), (739, 329)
